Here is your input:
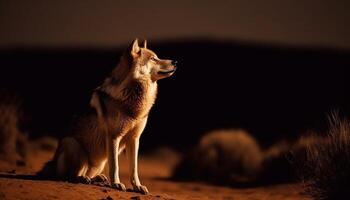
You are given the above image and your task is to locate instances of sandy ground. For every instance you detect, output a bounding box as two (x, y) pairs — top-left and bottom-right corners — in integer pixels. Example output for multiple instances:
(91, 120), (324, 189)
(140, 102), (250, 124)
(0, 141), (310, 200)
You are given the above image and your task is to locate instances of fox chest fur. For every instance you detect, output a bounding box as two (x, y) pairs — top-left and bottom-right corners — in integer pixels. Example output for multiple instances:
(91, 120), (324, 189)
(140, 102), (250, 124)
(99, 79), (157, 137)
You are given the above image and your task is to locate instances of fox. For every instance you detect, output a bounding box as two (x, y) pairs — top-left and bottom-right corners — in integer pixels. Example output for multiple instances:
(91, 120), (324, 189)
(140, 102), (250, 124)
(37, 39), (177, 194)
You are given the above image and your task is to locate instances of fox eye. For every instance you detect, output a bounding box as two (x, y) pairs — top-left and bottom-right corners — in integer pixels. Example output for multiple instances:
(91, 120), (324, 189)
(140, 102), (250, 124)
(150, 57), (157, 62)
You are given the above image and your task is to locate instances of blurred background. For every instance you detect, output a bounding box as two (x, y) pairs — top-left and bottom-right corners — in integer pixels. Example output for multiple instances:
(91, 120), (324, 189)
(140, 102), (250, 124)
(0, 0), (349, 152)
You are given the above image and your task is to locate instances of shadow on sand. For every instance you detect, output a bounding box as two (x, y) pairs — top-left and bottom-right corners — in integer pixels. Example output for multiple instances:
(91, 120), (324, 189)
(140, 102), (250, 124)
(0, 172), (39, 181)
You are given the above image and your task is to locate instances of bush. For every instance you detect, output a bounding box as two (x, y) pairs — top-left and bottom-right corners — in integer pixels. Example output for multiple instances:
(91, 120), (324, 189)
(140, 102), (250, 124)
(172, 129), (263, 186)
(0, 92), (28, 166)
(299, 115), (350, 200)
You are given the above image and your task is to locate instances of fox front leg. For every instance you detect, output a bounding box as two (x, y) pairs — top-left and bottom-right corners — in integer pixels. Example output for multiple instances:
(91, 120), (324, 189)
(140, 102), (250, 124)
(126, 138), (149, 194)
(126, 120), (149, 194)
(108, 137), (126, 191)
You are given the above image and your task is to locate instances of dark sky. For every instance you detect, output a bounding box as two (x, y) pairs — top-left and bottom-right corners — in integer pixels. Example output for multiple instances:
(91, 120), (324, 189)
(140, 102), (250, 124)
(0, 0), (349, 48)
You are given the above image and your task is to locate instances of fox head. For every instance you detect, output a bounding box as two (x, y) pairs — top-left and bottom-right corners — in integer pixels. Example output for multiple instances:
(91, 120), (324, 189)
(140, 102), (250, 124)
(121, 39), (177, 82)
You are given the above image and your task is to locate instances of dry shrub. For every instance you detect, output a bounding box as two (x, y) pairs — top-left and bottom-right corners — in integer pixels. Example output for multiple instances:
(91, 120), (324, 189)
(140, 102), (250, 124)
(260, 134), (327, 184)
(0, 92), (28, 166)
(260, 140), (295, 184)
(172, 129), (331, 187)
(299, 115), (350, 200)
(173, 124), (344, 189)
(172, 129), (264, 186)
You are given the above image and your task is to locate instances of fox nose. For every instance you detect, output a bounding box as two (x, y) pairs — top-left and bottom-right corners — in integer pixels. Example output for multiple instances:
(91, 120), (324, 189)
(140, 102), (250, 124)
(171, 60), (178, 67)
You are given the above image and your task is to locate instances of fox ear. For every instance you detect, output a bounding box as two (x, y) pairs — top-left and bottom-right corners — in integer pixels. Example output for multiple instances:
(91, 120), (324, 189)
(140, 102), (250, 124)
(141, 40), (147, 49)
(129, 38), (140, 57)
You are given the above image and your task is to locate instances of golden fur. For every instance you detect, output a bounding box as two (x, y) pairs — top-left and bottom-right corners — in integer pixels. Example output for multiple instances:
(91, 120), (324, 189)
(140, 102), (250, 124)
(38, 39), (176, 194)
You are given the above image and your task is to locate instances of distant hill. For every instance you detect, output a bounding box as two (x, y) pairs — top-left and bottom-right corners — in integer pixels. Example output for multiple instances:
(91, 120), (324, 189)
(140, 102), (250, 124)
(0, 39), (349, 150)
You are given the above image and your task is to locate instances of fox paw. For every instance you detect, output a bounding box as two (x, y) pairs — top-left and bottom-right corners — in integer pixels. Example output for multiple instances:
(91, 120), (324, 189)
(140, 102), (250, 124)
(111, 182), (126, 192)
(133, 185), (149, 195)
(73, 175), (91, 184)
(91, 174), (109, 186)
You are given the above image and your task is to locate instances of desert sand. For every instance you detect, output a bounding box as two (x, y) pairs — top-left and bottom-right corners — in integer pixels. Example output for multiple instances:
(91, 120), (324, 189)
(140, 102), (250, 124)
(0, 140), (310, 200)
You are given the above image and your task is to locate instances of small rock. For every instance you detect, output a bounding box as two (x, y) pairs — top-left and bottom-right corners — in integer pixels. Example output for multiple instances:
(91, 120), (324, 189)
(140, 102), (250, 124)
(101, 189), (108, 193)
(101, 196), (113, 200)
(106, 196), (113, 200)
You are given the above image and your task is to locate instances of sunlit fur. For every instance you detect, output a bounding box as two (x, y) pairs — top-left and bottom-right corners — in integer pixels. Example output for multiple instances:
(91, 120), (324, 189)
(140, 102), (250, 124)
(37, 39), (176, 194)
